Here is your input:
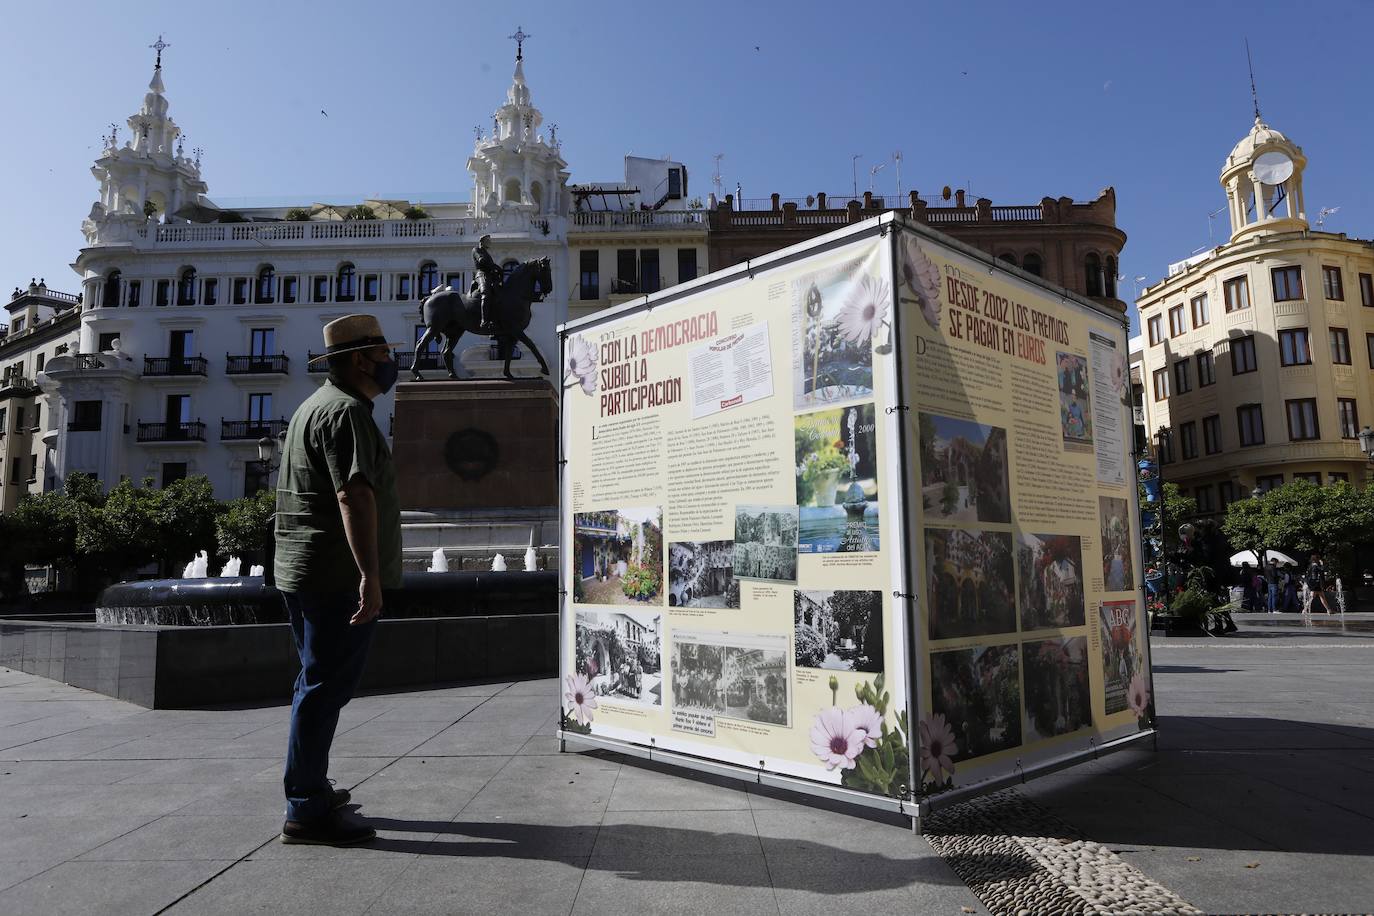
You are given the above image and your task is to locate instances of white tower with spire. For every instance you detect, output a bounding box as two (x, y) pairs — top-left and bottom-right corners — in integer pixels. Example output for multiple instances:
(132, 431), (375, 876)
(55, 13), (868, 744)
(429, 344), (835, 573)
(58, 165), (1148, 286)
(82, 36), (209, 246)
(467, 27), (569, 228)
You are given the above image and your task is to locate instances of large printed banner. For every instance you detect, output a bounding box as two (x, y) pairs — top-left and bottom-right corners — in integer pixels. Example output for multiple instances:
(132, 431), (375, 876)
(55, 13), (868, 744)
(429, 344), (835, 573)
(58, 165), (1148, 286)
(894, 227), (1153, 800)
(560, 234), (914, 801)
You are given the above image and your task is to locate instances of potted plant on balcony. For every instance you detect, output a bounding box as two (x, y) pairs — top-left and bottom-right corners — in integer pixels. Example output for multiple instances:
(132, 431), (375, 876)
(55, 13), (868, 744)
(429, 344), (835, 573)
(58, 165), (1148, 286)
(403, 205), (430, 220)
(344, 205), (378, 221)
(285, 208), (311, 221)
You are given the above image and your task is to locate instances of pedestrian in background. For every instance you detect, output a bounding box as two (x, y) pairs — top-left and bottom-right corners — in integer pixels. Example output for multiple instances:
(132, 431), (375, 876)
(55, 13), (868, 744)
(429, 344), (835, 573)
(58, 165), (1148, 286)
(1263, 556), (1282, 614)
(274, 315), (403, 846)
(1238, 561), (1255, 611)
(1305, 554), (1335, 615)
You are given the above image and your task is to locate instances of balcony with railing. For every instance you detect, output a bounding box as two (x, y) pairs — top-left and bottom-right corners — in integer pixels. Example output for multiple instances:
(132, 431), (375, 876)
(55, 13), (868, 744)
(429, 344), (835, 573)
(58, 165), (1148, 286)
(221, 418), (289, 441)
(225, 354), (290, 375)
(0, 376), (39, 399)
(570, 210), (707, 232)
(127, 216), (527, 250)
(143, 356), (209, 377)
(136, 420), (207, 443)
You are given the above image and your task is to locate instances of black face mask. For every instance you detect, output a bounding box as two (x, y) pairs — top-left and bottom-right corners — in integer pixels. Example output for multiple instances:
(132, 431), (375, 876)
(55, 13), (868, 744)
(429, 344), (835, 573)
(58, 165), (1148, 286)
(363, 353), (398, 394)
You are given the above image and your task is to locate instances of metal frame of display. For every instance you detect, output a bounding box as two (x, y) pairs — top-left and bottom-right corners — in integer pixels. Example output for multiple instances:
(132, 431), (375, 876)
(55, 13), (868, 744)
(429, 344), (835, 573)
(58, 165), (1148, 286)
(556, 212), (1157, 824)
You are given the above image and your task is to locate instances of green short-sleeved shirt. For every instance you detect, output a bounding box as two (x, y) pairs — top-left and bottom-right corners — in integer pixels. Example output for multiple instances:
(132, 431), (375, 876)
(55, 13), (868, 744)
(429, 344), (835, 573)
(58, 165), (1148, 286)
(273, 379), (402, 593)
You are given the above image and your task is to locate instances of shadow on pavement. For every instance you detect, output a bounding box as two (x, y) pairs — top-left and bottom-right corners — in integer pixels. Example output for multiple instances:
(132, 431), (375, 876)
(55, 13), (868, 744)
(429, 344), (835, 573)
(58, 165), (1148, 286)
(355, 817), (972, 891)
(1015, 714), (1374, 856)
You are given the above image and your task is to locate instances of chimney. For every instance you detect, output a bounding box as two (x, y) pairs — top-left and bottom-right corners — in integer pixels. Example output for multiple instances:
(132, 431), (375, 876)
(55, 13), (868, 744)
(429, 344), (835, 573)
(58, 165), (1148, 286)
(955, 189), (966, 208)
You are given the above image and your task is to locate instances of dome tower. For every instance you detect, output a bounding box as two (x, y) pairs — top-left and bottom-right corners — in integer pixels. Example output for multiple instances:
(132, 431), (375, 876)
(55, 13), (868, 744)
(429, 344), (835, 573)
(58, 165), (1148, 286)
(1220, 115), (1307, 242)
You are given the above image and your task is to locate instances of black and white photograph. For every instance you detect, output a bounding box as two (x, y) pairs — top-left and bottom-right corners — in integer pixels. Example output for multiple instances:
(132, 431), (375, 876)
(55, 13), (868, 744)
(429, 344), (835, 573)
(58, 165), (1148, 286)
(794, 589), (884, 672)
(574, 609), (663, 707)
(1022, 636), (1092, 741)
(734, 505), (799, 583)
(670, 631), (790, 726)
(1016, 533), (1086, 630)
(668, 540), (738, 608)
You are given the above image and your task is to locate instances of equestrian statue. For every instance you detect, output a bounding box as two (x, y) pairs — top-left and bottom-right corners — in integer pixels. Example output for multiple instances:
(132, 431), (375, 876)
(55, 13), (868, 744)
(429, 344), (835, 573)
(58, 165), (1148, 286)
(414, 235), (553, 381)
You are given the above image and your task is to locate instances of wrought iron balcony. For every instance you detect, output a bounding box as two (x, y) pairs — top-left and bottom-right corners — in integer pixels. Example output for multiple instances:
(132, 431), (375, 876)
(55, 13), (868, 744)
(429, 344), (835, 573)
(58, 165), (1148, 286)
(225, 354), (289, 375)
(307, 351), (328, 373)
(143, 356), (208, 377)
(221, 418), (289, 441)
(136, 420), (206, 442)
(0, 376), (39, 398)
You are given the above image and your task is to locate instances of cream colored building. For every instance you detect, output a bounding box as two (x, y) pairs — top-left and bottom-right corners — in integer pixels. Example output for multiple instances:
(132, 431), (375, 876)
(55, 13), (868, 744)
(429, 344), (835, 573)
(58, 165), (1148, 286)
(0, 281), (82, 511)
(1137, 116), (1374, 516)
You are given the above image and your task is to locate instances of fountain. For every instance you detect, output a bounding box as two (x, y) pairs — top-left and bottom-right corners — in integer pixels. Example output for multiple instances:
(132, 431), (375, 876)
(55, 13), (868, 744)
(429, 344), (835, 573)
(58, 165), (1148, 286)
(248, 564), (264, 577)
(492, 553), (507, 571)
(524, 546), (538, 571)
(428, 548), (449, 573)
(181, 551), (210, 579)
(218, 557), (242, 578)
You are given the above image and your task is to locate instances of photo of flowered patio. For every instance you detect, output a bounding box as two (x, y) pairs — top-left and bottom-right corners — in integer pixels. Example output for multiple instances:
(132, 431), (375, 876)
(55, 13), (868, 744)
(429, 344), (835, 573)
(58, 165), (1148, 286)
(572, 507), (663, 605)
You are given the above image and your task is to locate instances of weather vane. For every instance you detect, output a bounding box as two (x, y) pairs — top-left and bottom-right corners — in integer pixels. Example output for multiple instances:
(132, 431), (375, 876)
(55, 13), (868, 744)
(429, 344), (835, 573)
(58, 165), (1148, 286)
(509, 26), (530, 61)
(150, 34), (170, 70)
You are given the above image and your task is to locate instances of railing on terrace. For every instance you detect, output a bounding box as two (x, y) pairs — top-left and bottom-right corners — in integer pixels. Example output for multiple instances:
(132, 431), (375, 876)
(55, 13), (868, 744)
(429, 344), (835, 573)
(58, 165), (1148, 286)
(307, 351), (328, 373)
(143, 356), (208, 377)
(570, 210), (706, 229)
(225, 354), (290, 375)
(73, 354), (105, 370)
(1, 376), (38, 394)
(990, 205), (1043, 221)
(221, 418), (289, 440)
(136, 420), (206, 443)
(144, 218), (481, 246)
(923, 208), (979, 224)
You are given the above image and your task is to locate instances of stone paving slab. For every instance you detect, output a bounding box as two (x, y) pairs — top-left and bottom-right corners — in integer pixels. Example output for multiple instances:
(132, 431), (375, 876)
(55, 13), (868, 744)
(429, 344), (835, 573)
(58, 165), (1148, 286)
(2, 615), (1371, 913)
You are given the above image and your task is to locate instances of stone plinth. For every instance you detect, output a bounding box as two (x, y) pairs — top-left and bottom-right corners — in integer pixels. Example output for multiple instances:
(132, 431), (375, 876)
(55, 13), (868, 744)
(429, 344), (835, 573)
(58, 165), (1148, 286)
(392, 379), (558, 511)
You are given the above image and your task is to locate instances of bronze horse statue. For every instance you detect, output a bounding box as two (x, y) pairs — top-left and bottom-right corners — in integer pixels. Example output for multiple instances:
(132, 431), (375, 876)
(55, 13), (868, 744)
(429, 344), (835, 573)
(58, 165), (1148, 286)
(414, 257), (553, 380)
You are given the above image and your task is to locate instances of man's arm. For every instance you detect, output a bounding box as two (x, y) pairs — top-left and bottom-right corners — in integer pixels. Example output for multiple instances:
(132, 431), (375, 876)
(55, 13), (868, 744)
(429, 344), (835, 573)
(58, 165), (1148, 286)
(338, 475), (382, 625)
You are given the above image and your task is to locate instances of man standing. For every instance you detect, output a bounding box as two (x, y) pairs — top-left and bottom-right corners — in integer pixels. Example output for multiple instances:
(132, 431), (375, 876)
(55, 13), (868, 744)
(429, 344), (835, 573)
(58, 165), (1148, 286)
(275, 315), (402, 845)
(473, 234), (503, 332)
(1262, 556), (1282, 614)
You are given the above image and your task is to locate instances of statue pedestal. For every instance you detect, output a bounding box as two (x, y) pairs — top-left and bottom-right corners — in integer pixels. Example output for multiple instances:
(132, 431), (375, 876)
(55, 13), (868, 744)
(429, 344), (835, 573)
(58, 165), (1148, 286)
(392, 379), (558, 511)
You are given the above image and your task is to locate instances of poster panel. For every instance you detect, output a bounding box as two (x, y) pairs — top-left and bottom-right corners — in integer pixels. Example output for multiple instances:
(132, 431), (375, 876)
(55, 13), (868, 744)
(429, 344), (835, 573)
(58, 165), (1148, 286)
(560, 231), (914, 803)
(895, 224), (1153, 803)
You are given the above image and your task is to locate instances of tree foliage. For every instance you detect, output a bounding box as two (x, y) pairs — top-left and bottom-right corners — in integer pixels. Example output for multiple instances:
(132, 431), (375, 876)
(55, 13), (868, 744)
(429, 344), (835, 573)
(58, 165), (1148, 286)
(1223, 479), (1374, 576)
(215, 489), (276, 558)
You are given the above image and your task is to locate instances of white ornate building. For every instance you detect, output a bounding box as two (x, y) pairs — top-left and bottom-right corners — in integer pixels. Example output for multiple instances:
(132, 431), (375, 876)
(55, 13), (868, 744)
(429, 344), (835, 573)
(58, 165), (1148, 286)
(36, 37), (706, 501)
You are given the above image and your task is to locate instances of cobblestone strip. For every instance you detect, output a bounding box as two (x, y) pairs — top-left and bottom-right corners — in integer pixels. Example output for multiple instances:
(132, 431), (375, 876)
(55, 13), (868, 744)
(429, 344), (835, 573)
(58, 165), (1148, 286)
(924, 789), (1202, 916)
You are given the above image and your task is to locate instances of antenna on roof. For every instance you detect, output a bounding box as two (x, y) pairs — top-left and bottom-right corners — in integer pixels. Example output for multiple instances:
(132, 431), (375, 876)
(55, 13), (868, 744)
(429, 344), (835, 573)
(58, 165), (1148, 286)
(1316, 206), (1340, 228)
(711, 153), (724, 200)
(1245, 38), (1261, 122)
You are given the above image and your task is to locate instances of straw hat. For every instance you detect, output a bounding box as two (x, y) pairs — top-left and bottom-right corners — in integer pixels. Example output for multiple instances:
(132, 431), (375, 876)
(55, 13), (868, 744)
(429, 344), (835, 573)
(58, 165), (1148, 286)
(308, 314), (403, 364)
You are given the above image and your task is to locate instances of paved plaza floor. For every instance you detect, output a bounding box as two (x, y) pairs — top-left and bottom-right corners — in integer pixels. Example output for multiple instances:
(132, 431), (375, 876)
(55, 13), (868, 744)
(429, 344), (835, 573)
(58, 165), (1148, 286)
(0, 612), (1371, 914)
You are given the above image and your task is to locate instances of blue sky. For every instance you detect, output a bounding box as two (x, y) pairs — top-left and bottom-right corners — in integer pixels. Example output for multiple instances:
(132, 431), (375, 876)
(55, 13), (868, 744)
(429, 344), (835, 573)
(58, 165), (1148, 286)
(4, 0), (1371, 333)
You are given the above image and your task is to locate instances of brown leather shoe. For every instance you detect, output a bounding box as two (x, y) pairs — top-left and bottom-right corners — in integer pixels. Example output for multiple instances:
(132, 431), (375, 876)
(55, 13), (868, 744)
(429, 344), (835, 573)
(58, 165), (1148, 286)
(280, 812), (376, 846)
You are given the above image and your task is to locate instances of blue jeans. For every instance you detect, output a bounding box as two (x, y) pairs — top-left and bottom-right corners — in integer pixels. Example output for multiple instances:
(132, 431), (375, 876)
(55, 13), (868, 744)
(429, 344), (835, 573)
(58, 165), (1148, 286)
(283, 591), (376, 823)
(1267, 584), (1279, 612)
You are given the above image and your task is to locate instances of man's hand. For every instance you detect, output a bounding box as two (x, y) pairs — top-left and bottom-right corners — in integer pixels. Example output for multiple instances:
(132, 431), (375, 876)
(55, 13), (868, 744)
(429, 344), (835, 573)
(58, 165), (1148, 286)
(351, 575), (382, 626)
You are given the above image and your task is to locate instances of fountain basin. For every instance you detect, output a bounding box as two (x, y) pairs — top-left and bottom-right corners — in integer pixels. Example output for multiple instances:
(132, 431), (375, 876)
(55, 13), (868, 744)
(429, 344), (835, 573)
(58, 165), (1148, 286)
(2, 571), (556, 708)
